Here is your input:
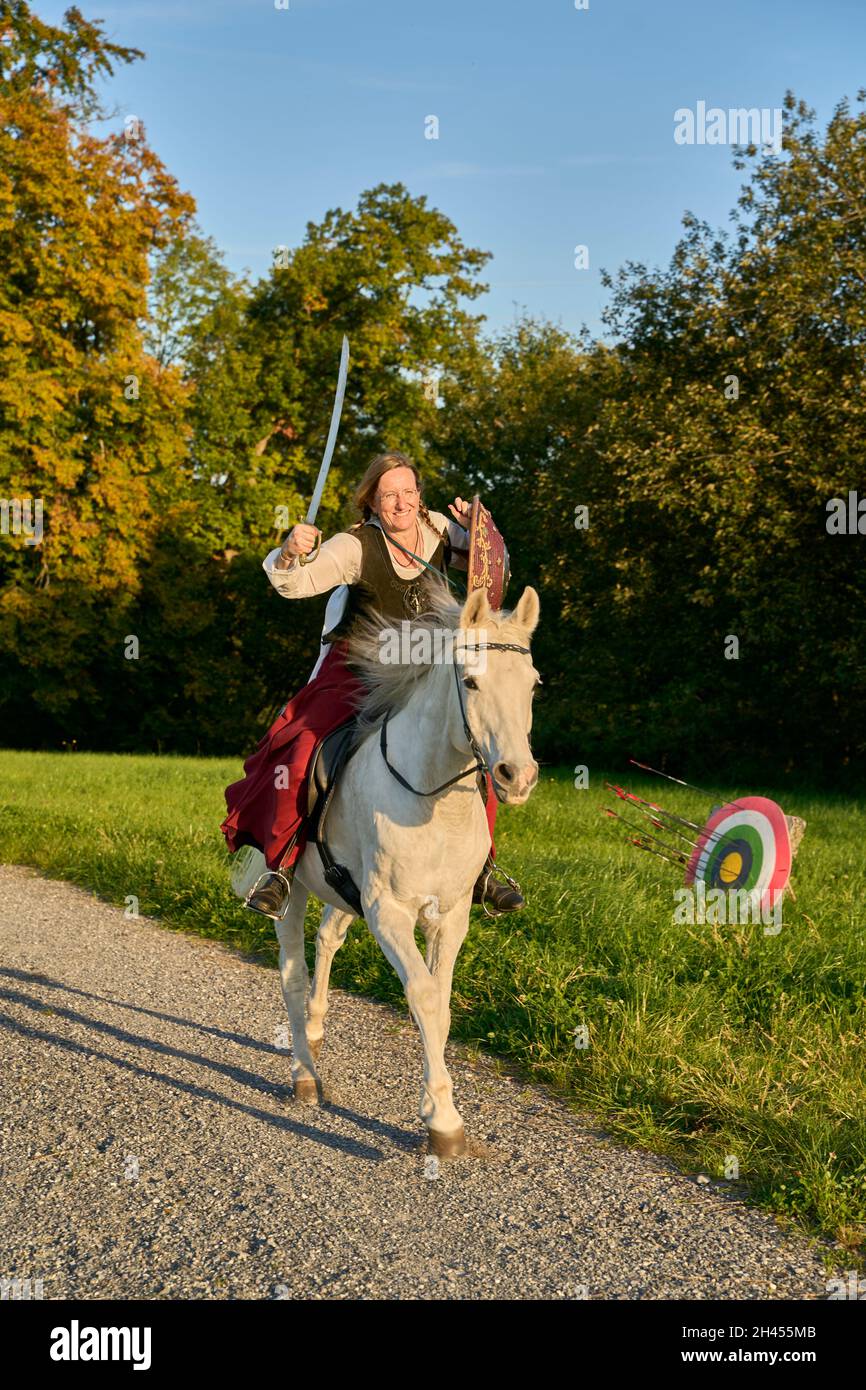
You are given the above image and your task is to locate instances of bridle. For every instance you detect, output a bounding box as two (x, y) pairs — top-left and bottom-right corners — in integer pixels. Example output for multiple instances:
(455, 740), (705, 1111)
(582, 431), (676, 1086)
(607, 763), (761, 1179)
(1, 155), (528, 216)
(379, 639), (533, 799)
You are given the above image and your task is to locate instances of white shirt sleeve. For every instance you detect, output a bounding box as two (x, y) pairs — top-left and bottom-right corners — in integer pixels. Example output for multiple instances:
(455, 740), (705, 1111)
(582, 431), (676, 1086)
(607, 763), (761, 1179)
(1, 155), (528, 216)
(262, 530), (364, 597)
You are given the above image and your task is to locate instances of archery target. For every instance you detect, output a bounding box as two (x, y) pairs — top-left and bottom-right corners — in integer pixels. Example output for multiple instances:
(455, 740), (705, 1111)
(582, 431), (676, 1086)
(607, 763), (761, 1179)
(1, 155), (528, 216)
(684, 797), (792, 912)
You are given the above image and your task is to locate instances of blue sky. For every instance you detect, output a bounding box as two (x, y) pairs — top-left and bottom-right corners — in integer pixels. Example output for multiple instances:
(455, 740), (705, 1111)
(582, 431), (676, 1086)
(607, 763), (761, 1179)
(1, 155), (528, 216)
(39, 0), (866, 340)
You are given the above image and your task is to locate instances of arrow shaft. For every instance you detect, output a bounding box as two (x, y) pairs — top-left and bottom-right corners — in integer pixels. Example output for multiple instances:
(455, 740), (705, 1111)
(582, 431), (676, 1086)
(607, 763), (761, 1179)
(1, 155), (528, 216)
(607, 780), (754, 862)
(605, 790), (702, 851)
(629, 837), (686, 868)
(604, 809), (688, 865)
(628, 758), (755, 820)
(607, 782), (703, 833)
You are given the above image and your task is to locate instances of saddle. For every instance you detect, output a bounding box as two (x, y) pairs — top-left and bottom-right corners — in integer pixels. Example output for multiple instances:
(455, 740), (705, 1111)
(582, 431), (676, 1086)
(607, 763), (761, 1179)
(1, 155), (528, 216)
(305, 718), (364, 915)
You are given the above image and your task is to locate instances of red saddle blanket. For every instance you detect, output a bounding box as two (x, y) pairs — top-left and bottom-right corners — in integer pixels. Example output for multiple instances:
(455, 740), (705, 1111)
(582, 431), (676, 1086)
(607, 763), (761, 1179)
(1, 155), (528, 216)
(221, 641), (365, 871)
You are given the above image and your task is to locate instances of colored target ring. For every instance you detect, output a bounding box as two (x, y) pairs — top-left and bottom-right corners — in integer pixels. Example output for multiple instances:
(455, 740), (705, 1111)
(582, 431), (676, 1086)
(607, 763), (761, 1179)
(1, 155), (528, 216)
(685, 797), (792, 913)
(708, 836), (754, 889)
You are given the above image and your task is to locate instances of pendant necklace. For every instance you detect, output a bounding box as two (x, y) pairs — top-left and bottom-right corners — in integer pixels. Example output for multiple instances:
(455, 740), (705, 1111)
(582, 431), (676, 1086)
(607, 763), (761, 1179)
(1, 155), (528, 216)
(384, 517), (422, 568)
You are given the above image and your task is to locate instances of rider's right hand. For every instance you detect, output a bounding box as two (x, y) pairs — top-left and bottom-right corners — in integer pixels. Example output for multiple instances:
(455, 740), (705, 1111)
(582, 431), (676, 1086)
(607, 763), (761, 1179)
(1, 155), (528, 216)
(283, 523), (320, 557)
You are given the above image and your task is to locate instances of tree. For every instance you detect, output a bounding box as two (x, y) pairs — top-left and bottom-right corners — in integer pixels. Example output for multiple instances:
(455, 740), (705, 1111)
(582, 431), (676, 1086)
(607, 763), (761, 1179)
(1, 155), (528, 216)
(433, 96), (866, 781)
(110, 182), (495, 755)
(0, 1), (194, 736)
(576, 92), (866, 777)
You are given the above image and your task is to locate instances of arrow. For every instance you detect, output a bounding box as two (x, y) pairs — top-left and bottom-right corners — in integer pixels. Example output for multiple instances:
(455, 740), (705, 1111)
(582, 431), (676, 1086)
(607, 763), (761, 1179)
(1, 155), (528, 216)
(602, 808), (688, 866)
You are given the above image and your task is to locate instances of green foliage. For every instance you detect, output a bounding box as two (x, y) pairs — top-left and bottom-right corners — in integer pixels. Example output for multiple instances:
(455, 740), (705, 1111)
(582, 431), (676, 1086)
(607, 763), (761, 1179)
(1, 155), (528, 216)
(0, 0), (142, 120)
(123, 181), (492, 754)
(435, 95), (866, 783)
(580, 93), (866, 779)
(0, 10), (491, 751)
(0, 6), (863, 784)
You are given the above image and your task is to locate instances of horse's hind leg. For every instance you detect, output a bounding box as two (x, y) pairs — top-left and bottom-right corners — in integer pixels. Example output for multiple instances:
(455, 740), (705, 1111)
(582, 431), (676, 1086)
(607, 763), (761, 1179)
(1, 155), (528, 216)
(274, 887), (320, 1103)
(307, 904), (355, 1061)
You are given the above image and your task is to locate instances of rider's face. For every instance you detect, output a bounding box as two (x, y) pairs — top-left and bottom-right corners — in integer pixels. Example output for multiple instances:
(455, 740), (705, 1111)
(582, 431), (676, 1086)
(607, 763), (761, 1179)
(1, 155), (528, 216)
(374, 466), (420, 533)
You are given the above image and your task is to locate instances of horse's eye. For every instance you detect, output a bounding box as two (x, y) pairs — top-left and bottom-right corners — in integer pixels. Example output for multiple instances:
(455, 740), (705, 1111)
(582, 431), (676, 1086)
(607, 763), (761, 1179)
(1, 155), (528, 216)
(463, 676), (478, 690)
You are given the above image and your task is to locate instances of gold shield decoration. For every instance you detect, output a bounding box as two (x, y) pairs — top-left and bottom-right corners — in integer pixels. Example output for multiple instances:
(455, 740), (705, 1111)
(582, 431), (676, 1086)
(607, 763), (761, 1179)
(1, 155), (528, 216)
(466, 495), (510, 610)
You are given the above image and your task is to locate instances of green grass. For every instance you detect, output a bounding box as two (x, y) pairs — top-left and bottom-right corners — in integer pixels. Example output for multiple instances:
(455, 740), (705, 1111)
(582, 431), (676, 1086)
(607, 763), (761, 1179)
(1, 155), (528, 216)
(2, 749), (864, 1261)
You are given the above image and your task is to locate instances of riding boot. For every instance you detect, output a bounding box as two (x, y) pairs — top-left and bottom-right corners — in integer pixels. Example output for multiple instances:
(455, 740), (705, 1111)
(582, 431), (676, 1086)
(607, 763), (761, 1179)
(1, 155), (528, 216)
(472, 854), (525, 913)
(245, 870), (292, 920)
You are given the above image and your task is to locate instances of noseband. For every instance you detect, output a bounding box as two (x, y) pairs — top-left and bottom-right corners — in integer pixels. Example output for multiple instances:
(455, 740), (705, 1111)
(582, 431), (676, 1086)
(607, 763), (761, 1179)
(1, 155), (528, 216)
(379, 640), (533, 799)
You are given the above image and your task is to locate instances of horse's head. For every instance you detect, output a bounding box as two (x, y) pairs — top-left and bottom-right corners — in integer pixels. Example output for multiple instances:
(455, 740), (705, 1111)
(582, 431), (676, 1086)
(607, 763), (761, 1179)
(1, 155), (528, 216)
(456, 585), (541, 805)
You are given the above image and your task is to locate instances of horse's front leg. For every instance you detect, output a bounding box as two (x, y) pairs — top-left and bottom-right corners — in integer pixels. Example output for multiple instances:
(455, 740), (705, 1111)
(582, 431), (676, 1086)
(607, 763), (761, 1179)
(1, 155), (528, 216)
(366, 897), (466, 1156)
(423, 894), (472, 1047)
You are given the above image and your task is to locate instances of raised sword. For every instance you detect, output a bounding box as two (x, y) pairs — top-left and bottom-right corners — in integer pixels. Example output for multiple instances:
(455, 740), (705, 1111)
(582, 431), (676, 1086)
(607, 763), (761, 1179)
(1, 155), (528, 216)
(299, 333), (350, 566)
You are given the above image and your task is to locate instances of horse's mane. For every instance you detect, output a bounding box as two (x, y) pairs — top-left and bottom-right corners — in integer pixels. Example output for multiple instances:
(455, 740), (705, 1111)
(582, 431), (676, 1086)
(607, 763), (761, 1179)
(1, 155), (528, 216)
(344, 576), (506, 745)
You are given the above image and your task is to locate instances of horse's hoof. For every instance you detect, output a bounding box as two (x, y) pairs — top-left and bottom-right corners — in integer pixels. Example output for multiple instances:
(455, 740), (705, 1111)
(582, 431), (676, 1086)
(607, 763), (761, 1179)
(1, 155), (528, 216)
(294, 1077), (319, 1104)
(308, 1037), (322, 1062)
(427, 1126), (467, 1159)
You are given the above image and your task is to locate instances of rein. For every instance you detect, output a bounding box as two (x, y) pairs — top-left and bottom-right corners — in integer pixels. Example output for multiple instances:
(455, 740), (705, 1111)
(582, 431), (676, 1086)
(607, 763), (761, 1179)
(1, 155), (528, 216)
(379, 640), (532, 798)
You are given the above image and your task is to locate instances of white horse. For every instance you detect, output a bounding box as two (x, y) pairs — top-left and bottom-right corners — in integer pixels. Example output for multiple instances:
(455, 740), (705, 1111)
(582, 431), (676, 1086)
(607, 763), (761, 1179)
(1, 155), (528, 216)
(273, 580), (540, 1157)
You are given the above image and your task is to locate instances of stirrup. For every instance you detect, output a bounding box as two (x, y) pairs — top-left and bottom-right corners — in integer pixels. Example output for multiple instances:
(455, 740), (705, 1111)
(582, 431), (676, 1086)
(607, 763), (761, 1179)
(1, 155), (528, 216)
(476, 857), (524, 918)
(244, 869), (293, 921)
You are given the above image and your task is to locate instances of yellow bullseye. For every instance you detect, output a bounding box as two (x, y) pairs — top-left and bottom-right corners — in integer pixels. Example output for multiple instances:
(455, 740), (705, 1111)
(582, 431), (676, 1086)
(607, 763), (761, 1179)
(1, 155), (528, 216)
(718, 851), (743, 884)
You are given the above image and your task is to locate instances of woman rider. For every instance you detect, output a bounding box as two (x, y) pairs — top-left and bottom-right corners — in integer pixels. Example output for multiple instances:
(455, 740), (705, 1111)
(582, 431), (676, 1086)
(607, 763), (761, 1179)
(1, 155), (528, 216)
(221, 451), (526, 918)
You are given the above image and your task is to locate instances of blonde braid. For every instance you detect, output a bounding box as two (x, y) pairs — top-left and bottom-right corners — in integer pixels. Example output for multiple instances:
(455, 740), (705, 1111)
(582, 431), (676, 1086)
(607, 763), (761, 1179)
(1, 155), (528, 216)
(419, 500), (448, 542)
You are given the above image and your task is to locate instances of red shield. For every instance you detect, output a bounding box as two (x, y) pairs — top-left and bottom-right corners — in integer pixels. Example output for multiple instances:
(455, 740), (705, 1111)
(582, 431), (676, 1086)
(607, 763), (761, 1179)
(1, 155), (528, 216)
(466, 495), (510, 610)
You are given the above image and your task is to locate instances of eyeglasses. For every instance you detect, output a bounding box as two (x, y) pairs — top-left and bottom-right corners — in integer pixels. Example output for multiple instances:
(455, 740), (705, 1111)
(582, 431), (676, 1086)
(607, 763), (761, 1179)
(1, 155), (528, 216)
(377, 488), (419, 505)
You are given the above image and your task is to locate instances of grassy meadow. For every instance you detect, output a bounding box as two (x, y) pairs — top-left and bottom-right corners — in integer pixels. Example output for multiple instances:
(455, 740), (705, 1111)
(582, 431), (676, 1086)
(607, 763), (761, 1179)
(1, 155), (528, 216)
(1, 748), (864, 1262)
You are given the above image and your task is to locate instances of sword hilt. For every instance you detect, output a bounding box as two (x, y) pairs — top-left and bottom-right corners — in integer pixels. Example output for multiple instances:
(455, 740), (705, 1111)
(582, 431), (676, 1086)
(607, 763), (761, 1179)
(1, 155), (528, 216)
(298, 531), (322, 566)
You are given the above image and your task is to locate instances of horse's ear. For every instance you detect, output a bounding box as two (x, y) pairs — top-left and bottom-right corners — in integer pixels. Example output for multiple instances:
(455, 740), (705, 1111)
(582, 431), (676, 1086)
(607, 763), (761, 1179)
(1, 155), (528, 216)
(512, 586), (540, 637)
(460, 584), (490, 629)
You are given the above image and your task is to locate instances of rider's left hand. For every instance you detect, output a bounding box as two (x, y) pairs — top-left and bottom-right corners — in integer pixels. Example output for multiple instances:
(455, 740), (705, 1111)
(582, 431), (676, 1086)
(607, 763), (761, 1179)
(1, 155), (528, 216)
(448, 496), (472, 528)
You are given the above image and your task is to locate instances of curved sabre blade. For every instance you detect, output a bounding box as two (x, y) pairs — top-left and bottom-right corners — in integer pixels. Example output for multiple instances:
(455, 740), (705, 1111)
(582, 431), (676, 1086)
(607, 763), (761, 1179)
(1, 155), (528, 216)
(305, 334), (349, 526)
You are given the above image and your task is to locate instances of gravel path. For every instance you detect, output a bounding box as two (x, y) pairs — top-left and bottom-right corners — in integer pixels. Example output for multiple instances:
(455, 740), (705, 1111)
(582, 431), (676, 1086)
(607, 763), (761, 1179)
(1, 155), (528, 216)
(0, 864), (837, 1300)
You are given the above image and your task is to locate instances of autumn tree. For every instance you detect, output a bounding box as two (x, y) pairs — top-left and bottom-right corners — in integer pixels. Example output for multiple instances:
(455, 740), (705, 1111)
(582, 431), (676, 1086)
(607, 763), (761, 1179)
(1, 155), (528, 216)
(0, 2), (194, 736)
